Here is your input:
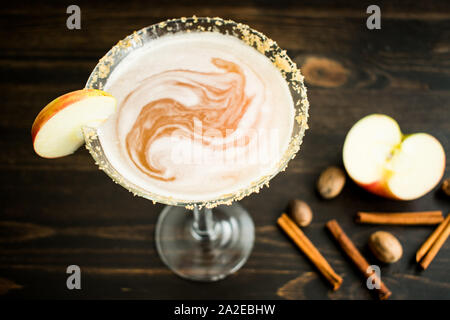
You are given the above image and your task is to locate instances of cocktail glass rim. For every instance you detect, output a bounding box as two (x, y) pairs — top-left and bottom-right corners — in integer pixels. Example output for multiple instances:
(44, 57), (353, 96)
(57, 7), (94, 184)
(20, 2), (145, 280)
(83, 16), (309, 209)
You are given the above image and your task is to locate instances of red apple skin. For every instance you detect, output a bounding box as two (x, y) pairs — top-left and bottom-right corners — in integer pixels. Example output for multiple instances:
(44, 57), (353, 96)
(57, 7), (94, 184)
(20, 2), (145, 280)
(356, 180), (401, 200)
(31, 89), (113, 158)
(354, 154), (445, 200)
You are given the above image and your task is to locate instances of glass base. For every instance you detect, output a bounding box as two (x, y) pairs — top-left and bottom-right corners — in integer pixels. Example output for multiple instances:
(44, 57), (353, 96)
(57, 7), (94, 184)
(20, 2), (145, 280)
(155, 203), (255, 281)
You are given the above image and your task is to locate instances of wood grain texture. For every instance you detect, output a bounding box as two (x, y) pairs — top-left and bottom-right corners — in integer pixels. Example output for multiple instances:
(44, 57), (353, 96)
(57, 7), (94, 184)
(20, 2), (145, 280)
(0, 0), (449, 299)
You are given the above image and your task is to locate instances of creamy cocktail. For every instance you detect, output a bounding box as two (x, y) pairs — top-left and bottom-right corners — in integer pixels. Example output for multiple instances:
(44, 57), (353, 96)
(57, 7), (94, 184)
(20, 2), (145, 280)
(31, 17), (309, 281)
(98, 32), (295, 201)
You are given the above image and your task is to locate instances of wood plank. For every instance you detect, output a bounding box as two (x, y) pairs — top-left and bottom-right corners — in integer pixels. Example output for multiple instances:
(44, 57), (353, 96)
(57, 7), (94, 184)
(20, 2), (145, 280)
(1, 5), (450, 56)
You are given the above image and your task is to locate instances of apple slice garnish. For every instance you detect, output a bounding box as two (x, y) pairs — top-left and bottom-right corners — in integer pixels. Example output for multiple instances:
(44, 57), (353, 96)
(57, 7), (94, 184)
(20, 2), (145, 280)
(343, 114), (446, 200)
(32, 89), (116, 158)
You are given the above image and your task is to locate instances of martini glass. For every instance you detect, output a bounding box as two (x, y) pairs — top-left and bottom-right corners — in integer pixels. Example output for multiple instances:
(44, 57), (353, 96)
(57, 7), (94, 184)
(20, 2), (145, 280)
(84, 17), (309, 281)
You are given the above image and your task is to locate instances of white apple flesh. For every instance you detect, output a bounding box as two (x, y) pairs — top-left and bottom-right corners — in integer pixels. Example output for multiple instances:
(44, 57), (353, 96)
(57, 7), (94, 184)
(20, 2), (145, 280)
(32, 89), (116, 158)
(343, 114), (446, 200)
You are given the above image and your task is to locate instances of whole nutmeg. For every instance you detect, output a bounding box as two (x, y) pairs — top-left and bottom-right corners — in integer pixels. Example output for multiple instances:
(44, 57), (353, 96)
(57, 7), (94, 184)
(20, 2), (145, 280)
(289, 199), (313, 227)
(317, 166), (346, 199)
(368, 231), (403, 263)
(442, 178), (450, 196)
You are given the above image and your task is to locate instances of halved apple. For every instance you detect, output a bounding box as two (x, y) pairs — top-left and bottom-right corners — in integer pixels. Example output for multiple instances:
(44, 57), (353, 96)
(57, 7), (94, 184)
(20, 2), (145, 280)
(343, 114), (446, 200)
(31, 89), (116, 158)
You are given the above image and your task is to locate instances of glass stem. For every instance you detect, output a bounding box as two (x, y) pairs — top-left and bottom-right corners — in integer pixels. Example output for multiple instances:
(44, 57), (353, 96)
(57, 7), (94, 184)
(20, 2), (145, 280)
(192, 206), (217, 240)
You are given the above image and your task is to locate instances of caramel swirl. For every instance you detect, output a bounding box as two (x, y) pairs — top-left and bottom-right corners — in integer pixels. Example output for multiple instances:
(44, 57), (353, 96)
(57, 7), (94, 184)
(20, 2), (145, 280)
(120, 58), (254, 181)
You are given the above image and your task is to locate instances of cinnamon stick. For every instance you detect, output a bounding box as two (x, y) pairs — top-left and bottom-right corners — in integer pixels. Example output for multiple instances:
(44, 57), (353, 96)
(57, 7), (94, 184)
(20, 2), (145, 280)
(417, 214), (450, 270)
(416, 214), (450, 262)
(326, 219), (391, 300)
(356, 211), (443, 225)
(277, 213), (343, 290)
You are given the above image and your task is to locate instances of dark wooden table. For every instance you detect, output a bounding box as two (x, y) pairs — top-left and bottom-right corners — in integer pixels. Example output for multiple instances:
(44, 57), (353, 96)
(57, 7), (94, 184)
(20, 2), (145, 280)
(1, 1), (449, 299)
